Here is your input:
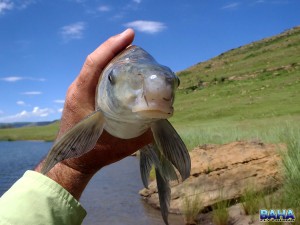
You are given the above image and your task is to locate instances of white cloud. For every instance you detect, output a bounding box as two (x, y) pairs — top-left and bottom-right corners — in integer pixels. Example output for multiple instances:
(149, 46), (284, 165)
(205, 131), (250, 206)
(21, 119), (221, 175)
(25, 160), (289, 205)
(21, 91), (42, 95)
(0, 76), (45, 82)
(70, 0), (85, 3)
(1, 76), (23, 82)
(0, 0), (37, 14)
(124, 20), (166, 34)
(0, 107), (55, 122)
(222, 2), (240, 9)
(53, 99), (65, 104)
(98, 5), (110, 12)
(32, 106), (51, 117)
(18, 0), (36, 9)
(60, 22), (86, 41)
(132, 0), (142, 3)
(58, 108), (63, 113)
(16, 100), (26, 105)
(0, 0), (14, 14)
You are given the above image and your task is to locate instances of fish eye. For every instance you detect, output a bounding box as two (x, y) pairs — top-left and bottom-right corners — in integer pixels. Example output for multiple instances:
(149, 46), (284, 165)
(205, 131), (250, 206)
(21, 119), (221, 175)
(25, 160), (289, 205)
(108, 74), (113, 82)
(108, 71), (115, 85)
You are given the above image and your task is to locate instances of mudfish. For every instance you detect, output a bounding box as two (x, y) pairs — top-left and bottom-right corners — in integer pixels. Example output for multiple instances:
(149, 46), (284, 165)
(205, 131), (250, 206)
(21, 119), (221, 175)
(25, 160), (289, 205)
(41, 45), (191, 225)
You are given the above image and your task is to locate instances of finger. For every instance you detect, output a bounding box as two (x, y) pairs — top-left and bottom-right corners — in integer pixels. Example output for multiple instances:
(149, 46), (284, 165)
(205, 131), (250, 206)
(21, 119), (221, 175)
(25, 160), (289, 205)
(74, 28), (135, 100)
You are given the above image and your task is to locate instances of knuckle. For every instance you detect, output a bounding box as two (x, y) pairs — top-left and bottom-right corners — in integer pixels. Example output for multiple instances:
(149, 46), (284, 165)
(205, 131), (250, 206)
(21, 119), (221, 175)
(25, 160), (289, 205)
(84, 54), (95, 68)
(65, 84), (78, 113)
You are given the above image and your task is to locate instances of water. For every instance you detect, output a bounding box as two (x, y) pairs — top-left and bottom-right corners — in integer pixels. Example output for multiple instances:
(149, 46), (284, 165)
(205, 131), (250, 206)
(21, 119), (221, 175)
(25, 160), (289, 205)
(0, 141), (184, 225)
(0, 141), (51, 194)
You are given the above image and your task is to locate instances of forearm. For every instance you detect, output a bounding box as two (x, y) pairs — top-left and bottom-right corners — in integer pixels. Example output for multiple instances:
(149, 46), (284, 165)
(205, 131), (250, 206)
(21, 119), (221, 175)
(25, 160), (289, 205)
(35, 161), (93, 200)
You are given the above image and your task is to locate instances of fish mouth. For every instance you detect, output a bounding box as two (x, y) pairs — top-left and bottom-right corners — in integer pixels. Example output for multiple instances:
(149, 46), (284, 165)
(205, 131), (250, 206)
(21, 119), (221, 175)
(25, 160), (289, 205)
(132, 107), (174, 119)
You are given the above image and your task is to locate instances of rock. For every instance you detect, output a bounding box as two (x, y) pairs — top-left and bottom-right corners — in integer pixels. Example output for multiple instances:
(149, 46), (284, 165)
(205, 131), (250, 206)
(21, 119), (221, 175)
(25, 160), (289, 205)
(139, 141), (283, 214)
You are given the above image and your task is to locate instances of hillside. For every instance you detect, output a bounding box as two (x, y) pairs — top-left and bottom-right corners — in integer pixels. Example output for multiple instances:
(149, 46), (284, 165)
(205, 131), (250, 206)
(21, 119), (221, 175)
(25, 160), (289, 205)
(170, 26), (300, 148)
(0, 120), (58, 129)
(0, 121), (59, 141)
(0, 26), (299, 146)
(177, 26), (300, 89)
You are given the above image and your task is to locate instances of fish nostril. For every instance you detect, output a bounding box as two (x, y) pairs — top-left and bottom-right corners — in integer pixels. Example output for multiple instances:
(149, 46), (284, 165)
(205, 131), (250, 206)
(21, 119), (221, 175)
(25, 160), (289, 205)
(165, 77), (173, 84)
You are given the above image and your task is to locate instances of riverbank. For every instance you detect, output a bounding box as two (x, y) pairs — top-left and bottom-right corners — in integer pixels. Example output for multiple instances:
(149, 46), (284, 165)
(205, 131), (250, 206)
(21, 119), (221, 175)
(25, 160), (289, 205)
(140, 132), (300, 225)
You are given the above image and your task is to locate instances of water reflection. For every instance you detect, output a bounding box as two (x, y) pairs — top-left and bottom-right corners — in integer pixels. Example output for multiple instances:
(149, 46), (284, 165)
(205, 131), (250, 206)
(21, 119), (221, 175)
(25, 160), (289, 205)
(81, 157), (184, 225)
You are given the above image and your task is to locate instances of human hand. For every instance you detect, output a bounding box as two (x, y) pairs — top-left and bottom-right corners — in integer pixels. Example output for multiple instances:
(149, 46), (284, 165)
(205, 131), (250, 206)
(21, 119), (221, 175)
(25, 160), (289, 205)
(35, 29), (153, 199)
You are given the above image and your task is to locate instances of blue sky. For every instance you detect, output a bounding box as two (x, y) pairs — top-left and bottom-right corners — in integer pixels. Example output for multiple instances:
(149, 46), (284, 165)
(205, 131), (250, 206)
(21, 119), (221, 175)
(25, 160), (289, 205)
(0, 0), (299, 123)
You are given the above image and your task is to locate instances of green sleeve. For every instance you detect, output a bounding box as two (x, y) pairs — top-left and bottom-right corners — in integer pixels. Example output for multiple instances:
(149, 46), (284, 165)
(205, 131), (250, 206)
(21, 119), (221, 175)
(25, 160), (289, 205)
(0, 170), (87, 225)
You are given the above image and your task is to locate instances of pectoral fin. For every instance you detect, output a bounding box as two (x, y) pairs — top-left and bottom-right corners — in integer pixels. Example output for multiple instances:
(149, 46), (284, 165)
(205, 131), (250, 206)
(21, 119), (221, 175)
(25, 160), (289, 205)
(151, 119), (191, 180)
(139, 143), (177, 188)
(139, 143), (177, 225)
(41, 110), (105, 174)
(139, 144), (160, 188)
(156, 168), (171, 225)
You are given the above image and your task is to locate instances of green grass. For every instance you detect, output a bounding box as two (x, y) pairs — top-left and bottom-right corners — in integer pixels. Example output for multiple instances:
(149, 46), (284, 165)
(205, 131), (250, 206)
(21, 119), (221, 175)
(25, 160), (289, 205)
(280, 127), (300, 209)
(212, 199), (230, 225)
(235, 127), (300, 224)
(262, 191), (286, 225)
(0, 121), (59, 141)
(174, 117), (300, 150)
(181, 192), (203, 225)
(177, 26), (300, 88)
(169, 26), (300, 149)
(241, 187), (263, 216)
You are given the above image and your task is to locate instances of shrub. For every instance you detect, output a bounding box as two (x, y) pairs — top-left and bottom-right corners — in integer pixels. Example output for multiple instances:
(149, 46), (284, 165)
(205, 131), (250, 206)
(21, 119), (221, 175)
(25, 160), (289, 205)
(241, 188), (262, 215)
(181, 192), (203, 225)
(212, 199), (230, 225)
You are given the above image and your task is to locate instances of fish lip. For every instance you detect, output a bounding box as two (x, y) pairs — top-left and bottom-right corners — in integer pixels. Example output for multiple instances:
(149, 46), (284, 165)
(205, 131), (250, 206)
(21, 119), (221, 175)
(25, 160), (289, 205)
(132, 107), (174, 119)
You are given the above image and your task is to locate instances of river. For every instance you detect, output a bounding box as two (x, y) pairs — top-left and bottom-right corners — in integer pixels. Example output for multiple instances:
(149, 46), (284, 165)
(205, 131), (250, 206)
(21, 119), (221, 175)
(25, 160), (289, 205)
(0, 141), (184, 225)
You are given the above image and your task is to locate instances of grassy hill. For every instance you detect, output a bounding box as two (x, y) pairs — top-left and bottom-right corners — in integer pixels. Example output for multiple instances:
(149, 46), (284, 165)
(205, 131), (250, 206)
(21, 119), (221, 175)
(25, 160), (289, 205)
(0, 121), (59, 141)
(0, 26), (299, 147)
(0, 120), (58, 129)
(172, 26), (300, 149)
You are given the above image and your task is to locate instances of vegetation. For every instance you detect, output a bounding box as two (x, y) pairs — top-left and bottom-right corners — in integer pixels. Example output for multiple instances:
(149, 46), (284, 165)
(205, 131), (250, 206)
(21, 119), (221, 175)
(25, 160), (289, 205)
(0, 121), (59, 141)
(280, 127), (300, 208)
(0, 26), (299, 151)
(278, 127), (300, 225)
(261, 191), (285, 225)
(241, 187), (262, 215)
(181, 192), (203, 225)
(172, 26), (300, 149)
(212, 199), (230, 225)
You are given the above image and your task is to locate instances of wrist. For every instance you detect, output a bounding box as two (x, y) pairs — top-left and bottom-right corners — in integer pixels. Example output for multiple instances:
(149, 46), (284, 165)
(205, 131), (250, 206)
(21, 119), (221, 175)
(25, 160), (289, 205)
(35, 161), (94, 200)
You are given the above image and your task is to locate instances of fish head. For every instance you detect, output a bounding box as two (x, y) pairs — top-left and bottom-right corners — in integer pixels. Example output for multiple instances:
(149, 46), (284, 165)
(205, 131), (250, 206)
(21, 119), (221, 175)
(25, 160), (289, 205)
(97, 45), (180, 121)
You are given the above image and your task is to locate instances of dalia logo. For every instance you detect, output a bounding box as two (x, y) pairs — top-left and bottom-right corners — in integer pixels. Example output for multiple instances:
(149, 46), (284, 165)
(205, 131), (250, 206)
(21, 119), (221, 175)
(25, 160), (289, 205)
(259, 209), (296, 222)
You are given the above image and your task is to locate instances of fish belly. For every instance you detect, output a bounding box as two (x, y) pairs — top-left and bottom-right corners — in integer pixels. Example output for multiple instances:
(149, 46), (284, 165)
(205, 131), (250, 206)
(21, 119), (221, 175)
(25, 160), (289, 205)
(104, 118), (150, 139)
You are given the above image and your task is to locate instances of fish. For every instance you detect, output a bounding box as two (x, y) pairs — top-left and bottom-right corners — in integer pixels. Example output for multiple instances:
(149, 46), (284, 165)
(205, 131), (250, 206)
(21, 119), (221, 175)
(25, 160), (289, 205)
(41, 45), (191, 225)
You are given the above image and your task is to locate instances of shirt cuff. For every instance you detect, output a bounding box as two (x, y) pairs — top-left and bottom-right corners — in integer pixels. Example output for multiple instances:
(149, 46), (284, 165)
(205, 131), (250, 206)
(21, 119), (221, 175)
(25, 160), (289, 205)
(0, 170), (86, 225)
